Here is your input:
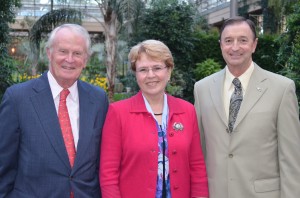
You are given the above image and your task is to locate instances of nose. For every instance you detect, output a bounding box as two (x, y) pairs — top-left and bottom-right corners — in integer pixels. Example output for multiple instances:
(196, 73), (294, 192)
(231, 40), (240, 51)
(146, 68), (156, 77)
(65, 53), (75, 62)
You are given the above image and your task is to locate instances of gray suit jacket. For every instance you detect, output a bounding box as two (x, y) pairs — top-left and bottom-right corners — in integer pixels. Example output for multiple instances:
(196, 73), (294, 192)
(0, 72), (109, 198)
(194, 64), (300, 198)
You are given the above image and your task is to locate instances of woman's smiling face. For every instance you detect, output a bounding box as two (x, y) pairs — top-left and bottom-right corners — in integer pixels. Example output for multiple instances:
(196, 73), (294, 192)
(135, 53), (171, 99)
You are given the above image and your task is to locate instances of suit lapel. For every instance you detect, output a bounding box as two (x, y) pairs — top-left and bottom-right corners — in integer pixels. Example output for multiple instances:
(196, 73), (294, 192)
(30, 73), (71, 169)
(72, 81), (95, 170)
(234, 65), (268, 129)
(210, 69), (228, 126)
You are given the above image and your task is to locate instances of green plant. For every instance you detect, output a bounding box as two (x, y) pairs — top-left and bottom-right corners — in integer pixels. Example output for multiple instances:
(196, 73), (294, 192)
(253, 34), (282, 73)
(276, 2), (300, 114)
(119, 71), (139, 93)
(85, 54), (106, 77)
(128, 1), (199, 102)
(194, 59), (222, 81)
(0, 55), (19, 101)
(192, 32), (225, 67)
(113, 93), (132, 101)
(279, 34), (300, 111)
(166, 69), (186, 97)
(0, 0), (22, 101)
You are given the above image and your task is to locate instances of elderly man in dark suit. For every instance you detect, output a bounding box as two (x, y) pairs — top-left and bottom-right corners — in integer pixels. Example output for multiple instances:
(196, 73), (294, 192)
(0, 24), (108, 198)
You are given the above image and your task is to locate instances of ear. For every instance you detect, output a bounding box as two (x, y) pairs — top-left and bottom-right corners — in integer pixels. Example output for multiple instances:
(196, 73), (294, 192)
(219, 40), (224, 51)
(252, 38), (258, 53)
(167, 67), (172, 81)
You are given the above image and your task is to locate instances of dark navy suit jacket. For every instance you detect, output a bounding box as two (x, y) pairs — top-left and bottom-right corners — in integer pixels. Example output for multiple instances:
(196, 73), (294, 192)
(0, 72), (109, 198)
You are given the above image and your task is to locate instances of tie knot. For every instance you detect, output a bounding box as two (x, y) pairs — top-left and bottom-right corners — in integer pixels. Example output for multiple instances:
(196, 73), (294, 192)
(60, 89), (70, 101)
(232, 78), (242, 89)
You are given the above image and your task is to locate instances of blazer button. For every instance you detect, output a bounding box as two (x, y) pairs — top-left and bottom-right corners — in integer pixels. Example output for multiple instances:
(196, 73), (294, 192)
(173, 169), (178, 173)
(228, 154), (233, 158)
(172, 150), (177, 155)
(169, 132), (174, 137)
(174, 185), (179, 190)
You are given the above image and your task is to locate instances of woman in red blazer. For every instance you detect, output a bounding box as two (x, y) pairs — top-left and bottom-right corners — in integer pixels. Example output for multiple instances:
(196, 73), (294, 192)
(100, 40), (208, 198)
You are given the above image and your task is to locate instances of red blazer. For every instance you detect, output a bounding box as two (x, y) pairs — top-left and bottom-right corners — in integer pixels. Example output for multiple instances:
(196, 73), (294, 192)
(100, 92), (208, 198)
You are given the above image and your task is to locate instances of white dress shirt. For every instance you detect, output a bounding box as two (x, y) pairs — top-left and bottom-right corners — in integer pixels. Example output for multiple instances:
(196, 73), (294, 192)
(223, 62), (254, 121)
(48, 71), (79, 149)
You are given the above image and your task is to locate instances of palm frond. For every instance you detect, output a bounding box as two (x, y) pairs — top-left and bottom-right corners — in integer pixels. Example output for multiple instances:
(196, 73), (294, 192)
(29, 8), (82, 61)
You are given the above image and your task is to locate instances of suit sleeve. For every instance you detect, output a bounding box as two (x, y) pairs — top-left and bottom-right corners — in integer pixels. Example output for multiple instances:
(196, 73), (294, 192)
(99, 104), (122, 198)
(277, 81), (300, 197)
(0, 88), (20, 197)
(189, 107), (209, 197)
(96, 91), (109, 176)
(194, 82), (207, 158)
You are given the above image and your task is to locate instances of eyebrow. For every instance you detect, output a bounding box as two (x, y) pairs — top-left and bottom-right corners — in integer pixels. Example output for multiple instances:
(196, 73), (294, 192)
(223, 36), (249, 39)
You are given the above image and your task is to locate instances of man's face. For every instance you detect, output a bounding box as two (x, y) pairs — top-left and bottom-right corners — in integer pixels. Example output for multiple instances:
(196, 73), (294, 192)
(47, 28), (88, 88)
(220, 21), (258, 72)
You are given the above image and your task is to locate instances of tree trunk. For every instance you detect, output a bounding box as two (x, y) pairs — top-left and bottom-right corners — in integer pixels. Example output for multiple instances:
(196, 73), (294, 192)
(104, 11), (118, 102)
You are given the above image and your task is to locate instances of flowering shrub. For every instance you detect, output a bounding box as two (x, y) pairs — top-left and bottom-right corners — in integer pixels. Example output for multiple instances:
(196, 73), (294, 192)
(80, 74), (108, 92)
(15, 73), (108, 92)
(16, 73), (41, 82)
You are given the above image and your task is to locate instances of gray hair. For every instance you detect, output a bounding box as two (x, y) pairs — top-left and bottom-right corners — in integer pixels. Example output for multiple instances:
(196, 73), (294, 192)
(45, 23), (92, 56)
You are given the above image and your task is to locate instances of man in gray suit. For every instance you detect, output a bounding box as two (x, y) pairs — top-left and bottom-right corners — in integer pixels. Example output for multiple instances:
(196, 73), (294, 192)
(194, 16), (300, 198)
(0, 24), (108, 197)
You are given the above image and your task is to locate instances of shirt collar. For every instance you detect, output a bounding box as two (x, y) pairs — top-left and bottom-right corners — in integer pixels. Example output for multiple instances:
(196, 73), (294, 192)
(47, 71), (78, 102)
(225, 62), (254, 92)
(142, 93), (168, 130)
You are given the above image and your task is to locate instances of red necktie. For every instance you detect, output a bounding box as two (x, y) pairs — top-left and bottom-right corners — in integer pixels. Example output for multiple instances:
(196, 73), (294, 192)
(58, 89), (76, 167)
(59, 89), (76, 198)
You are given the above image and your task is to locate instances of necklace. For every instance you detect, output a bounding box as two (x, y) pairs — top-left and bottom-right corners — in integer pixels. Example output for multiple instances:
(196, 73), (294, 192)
(154, 113), (163, 116)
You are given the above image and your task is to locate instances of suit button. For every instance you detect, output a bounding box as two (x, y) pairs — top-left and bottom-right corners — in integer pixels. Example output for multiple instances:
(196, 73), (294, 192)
(169, 132), (174, 137)
(173, 169), (177, 173)
(229, 154), (233, 158)
(172, 150), (177, 155)
(174, 185), (179, 190)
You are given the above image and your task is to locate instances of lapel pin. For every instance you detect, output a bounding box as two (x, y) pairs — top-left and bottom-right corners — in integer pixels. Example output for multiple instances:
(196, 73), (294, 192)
(173, 122), (184, 131)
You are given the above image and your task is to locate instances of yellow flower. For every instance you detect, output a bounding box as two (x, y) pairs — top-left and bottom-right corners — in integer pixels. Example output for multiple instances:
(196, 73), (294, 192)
(17, 73), (41, 82)
(80, 75), (108, 92)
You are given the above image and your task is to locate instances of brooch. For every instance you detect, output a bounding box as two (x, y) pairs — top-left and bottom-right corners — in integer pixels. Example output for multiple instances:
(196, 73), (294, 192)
(173, 122), (184, 131)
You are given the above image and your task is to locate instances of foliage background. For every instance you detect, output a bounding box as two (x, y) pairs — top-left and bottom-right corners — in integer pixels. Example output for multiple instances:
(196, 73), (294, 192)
(0, 0), (21, 100)
(0, 0), (299, 114)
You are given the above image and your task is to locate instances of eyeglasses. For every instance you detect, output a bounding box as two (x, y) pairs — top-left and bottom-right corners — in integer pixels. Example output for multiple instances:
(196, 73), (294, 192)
(136, 65), (168, 75)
